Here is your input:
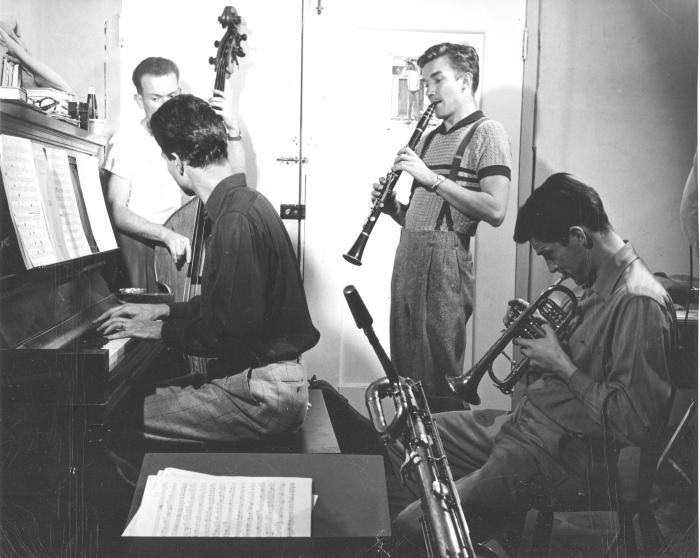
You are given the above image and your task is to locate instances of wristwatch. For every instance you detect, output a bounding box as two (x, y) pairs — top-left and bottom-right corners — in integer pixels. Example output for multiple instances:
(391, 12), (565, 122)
(429, 174), (446, 192)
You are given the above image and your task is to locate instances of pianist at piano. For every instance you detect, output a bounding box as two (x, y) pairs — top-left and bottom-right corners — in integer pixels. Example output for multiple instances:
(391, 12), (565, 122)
(95, 94), (320, 445)
(0, 98), (174, 554)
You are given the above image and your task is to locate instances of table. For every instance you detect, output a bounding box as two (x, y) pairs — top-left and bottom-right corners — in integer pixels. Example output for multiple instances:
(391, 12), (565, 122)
(109, 452), (391, 557)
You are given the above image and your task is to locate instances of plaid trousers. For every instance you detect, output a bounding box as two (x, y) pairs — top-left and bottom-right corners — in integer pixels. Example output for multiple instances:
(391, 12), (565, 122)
(143, 360), (309, 443)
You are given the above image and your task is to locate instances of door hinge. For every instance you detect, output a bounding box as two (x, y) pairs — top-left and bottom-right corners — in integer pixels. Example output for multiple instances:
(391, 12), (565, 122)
(522, 26), (528, 62)
(280, 204), (306, 220)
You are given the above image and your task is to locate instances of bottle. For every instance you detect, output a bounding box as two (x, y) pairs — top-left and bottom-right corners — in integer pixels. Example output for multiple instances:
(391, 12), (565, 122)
(86, 86), (98, 120)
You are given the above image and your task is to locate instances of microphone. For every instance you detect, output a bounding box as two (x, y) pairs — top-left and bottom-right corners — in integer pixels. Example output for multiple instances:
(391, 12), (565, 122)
(343, 285), (398, 384)
(343, 285), (373, 330)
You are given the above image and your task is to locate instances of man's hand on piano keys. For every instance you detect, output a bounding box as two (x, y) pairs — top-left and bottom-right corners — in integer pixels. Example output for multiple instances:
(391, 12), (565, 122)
(98, 317), (163, 340)
(94, 302), (170, 339)
(94, 302), (170, 324)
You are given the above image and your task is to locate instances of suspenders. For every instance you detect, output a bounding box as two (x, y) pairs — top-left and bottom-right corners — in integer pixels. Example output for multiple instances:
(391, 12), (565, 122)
(431, 117), (488, 231)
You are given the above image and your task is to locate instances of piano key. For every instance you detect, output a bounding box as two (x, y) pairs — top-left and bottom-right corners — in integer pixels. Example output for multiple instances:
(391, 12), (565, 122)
(106, 337), (130, 370)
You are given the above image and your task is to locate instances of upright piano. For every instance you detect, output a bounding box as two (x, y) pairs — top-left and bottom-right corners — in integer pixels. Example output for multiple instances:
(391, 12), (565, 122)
(0, 101), (167, 556)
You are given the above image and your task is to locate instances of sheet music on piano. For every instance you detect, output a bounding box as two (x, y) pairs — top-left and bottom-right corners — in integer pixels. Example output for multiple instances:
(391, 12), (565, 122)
(75, 153), (118, 252)
(0, 133), (116, 270)
(0, 134), (58, 267)
(44, 146), (93, 259)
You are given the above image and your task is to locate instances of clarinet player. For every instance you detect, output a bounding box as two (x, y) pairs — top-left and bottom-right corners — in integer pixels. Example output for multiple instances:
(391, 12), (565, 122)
(371, 42), (512, 412)
(388, 174), (676, 555)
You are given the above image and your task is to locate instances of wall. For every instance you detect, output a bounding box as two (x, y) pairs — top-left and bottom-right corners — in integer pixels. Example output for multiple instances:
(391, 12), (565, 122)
(520, 0), (698, 296)
(2, 0), (121, 130)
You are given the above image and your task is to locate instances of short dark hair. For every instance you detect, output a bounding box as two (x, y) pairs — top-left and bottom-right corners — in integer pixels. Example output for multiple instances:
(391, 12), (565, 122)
(513, 173), (612, 244)
(417, 43), (480, 93)
(150, 94), (228, 168)
(132, 57), (179, 93)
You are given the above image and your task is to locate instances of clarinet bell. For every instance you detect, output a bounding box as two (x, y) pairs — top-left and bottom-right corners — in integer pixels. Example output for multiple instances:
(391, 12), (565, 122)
(343, 232), (368, 266)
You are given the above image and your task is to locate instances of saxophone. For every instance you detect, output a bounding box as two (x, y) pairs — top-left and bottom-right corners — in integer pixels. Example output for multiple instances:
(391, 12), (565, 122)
(344, 285), (489, 558)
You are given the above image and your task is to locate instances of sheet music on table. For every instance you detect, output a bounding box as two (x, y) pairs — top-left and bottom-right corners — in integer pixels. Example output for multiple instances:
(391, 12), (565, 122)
(0, 133), (116, 269)
(123, 468), (315, 538)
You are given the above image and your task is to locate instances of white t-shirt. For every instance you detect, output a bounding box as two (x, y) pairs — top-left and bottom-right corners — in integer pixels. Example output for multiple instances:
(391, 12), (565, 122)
(103, 120), (182, 225)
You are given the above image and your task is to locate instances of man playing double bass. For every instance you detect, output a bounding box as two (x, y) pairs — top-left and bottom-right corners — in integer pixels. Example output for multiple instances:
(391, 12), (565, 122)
(96, 94), (319, 443)
(103, 56), (244, 290)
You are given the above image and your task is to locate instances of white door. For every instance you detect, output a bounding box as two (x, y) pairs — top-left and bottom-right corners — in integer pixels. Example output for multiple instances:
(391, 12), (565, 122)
(301, 0), (527, 411)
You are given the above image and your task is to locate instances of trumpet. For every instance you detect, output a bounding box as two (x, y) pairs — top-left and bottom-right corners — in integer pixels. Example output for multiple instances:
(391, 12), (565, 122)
(448, 279), (581, 405)
(343, 103), (436, 266)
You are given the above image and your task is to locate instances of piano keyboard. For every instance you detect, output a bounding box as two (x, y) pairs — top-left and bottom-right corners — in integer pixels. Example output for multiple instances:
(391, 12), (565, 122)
(106, 338), (130, 369)
(78, 327), (133, 371)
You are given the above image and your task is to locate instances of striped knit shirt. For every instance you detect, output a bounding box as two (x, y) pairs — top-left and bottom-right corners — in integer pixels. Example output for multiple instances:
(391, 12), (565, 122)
(405, 110), (511, 235)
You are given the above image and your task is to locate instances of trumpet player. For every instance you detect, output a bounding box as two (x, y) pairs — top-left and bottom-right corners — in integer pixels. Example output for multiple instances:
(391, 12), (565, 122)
(390, 173), (676, 551)
(371, 42), (512, 410)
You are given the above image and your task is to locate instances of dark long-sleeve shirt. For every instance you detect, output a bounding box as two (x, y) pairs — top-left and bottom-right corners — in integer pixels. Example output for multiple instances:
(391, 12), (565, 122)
(515, 243), (676, 452)
(161, 174), (320, 377)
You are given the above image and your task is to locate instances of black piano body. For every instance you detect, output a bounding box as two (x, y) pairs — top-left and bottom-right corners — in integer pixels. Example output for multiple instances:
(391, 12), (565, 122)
(0, 101), (167, 557)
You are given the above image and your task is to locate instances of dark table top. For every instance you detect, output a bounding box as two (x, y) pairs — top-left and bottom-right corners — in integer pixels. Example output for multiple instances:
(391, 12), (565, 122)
(109, 452), (392, 558)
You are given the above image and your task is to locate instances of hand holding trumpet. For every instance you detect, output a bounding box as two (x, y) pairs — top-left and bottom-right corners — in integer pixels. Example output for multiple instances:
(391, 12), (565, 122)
(513, 323), (578, 379)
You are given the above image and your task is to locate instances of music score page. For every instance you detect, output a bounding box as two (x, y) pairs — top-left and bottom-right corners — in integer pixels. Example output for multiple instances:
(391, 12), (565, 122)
(43, 146), (92, 259)
(75, 153), (118, 251)
(0, 135), (57, 267)
(123, 468), (314, 537)
(0, 134), (117, 269)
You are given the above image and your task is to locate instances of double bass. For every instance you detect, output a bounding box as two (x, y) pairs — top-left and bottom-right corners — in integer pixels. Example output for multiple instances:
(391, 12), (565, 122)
(154, 6), (246, 372)
(155, 6), (246, 301)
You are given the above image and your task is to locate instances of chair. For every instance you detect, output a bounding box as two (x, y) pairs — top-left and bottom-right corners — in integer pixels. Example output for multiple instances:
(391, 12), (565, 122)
(500, 399), (677, 558)
(499, 441), (665, 557)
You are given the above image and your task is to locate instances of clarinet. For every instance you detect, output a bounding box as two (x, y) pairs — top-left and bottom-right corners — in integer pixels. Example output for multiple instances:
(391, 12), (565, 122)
(344, 285), (483, 558)
(343, 103), (436, 266)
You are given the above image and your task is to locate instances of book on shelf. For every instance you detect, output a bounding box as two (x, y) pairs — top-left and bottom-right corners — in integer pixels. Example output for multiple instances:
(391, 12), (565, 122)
(1, 53), (22, 88)
(0, 86), (27, 102)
